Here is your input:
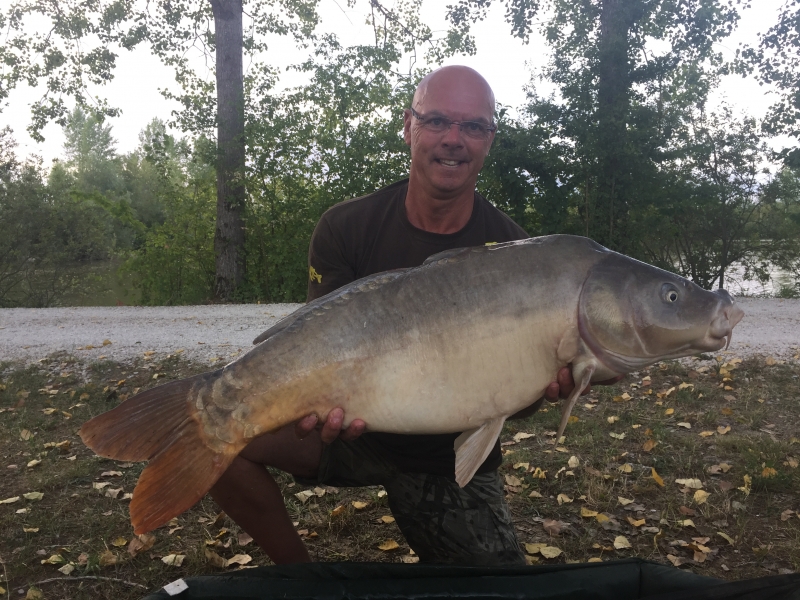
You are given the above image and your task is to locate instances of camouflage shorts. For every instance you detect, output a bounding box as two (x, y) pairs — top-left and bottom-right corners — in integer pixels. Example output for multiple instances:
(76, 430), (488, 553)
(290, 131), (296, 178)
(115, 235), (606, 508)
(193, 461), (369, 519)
(295, 434), (524, 566)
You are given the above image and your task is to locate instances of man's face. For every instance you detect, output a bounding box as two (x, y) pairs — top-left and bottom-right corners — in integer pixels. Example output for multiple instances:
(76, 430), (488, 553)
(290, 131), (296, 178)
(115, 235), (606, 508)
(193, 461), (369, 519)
(403, 72), (495, 199)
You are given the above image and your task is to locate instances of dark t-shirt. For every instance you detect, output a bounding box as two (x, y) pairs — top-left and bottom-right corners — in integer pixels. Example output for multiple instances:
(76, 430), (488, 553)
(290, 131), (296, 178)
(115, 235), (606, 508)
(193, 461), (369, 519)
(307, 179), (529, 476)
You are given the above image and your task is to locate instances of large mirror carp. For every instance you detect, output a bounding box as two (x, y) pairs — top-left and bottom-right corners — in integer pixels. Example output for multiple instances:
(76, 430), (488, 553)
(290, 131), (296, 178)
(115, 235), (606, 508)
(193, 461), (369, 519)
(80, 235), (744, 534)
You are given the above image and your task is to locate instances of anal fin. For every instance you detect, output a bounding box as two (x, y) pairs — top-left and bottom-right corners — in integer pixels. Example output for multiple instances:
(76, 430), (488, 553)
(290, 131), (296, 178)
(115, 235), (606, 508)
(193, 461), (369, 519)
(454, 416), (506, 488)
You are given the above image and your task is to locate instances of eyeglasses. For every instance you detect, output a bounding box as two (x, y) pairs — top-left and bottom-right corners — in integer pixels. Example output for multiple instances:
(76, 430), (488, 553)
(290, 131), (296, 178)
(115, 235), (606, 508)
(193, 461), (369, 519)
(409, 108), (497, 140)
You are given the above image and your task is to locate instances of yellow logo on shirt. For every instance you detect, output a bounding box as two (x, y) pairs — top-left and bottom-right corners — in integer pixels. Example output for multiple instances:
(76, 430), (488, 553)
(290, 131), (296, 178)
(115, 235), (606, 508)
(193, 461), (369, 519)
(309, 266), (322, 284)
(485, 242), (498, 246)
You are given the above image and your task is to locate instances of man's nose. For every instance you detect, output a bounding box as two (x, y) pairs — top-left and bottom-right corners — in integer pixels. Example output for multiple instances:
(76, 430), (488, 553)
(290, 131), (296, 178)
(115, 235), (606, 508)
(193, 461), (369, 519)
(441, 123), (465, 145)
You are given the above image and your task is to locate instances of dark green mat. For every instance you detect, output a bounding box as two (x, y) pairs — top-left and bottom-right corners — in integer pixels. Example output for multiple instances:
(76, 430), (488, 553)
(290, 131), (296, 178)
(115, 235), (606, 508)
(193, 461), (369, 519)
(143, 558), (800, 600)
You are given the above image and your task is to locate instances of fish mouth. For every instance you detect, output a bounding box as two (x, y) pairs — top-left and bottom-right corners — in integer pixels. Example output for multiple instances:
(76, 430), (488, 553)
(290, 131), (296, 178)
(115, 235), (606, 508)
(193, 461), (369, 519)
(702, 297), (745, 351)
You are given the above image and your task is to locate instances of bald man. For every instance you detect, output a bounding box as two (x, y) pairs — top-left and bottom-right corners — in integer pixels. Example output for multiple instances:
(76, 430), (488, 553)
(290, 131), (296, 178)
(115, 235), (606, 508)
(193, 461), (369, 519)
(210, 66), (583, 566)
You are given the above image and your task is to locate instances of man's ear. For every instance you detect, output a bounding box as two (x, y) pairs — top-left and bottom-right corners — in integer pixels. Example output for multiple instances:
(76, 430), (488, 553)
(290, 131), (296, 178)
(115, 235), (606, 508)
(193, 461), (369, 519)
(402, 109), (412, 146)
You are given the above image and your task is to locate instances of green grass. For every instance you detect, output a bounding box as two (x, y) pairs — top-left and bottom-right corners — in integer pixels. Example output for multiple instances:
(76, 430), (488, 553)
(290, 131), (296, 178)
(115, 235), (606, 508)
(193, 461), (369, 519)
(1, 352), (798, 597)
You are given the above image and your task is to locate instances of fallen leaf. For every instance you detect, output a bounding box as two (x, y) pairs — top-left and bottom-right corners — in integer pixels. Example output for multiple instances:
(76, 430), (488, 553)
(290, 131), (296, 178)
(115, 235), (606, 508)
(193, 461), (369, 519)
(294, 490), (315, 504)
(226, 554), (252, 567)
(525, 542), (546, 554)
(717, 426), (731, 435)
(238, 532), (254, 546)
(513, 432), (535, 442)
(330, 505), (346, 517)
(607, 416), (619, 424)
(23, 492), (44, 501)
(543, 519), (566, 536)
(627, 517), (645, 527)
(609, 432), (626, 440)
(352, 501), (369, 510)
(128, 533), (156, 556)
(618, 463), (633, 473)
(761, 467), (777, 478)
(617, 496), (634, 506)
(205, 548), (226, 568)
(92, 482), (111, 490)
(58, 563), (75, 575)
(161, 554), (185, 567)
(680, 519), (696, 528)
(401, 555), (420, 563)
(101, 470), (122, 477)
(718, 481), (733, 492)
(580, 507), (598, 518)
(694, 490), (711, 505)
(677, 422), (692, 429)
(530, 467), (547, 479)
(111, 536), (128, 547)
(738, 474), (752, 496)
(667, 554), (688, 567)
(513, 462), (530, 471)
(720, 463), (732, 473)
(378, 540), (400, 551)
(528, 490), (543, 498)
(651, 468), (665, 487)
(26, 459), (41, 468)
(380, 515), (396, 524)
(699, 431), (715, 438)
(665, 408), (675, 416)
(540, 546), (562, 559)
(23, 527), (39, 533)
(41, 408), (57, 415)
(780, 509), (795, 521)
(643, 439), (657, 452)
(556, 493), (573, 505)
(99, 550), (118, 567)
(0, 496), (21, 504)
(105, 488), (123, 499)
(717, 531), (735, 545)
(675, 478), (703, 489)
(765, 356), (777, 366)
(504, 474), (522, 487)
(614, 536), (632, 549)
(25, 588), (43, 600)
(679, 506), (696, 516)
(567, 456), (580, 468)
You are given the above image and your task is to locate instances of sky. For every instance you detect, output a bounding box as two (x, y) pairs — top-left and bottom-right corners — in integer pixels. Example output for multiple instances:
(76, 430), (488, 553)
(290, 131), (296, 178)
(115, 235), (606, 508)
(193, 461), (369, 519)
(0, 0), (791, 166)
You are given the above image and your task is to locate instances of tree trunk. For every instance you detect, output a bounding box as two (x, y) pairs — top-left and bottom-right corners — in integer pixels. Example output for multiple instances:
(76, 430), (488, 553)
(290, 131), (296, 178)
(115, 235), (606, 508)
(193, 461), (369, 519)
(210, 0), (246, 301)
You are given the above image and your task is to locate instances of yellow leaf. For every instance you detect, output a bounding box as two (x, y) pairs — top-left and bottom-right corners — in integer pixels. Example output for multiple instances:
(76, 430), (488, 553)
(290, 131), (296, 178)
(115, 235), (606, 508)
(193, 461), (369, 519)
(618, 463), (632, 473)
(588, 557), (603, 563)
(23, 527), (39, 533)
(0, 496), (20, 504)
(765, 356), (777, 366)
(627, 517), (645, 527)
(717, 426), (731, 435)
(25, 588), (43, 600)
(607, 416), (619, 424)
(330, 505), (346, 517)
(42, 408), (57, 415)
(677, 422), (692, 429)
(23, 492), (44, 501)
(112, 536), (127, 547)
(513, 462), (530, 471)
(595, 514), (610, 524)
(128, 533), (156, 556)
(567, 456), (580, 468)
(513, 432), (534, 442)
(58, 563), (75, 575)
(20, 429), (33, 441)
(717, 531), (735, 545)
(41, 554), (65, 565)
(530, 467), (547, 479)
(557, 493), (573, 505)
(294, 490), (315, 504)
(614, 536), (632, 549)
(761, 467), (777, 478)
(102, 339), (112, 346)
(738, 474), (752, 496)
(539, 546), (562, 559)
(381, 515), (395, 524)
(609, 432), (626, 440)
(617, 496), (634, 506)
(504, 474), (522, 487)
(664, 408), (674, 416)
(27, 459), (41, 468)
(643, 439), (657, 452)
(699, 431), (715, 438)
(378, 539), (400, 551)
(580, 507), (598, 518)
(352, 501), (368, 510)
(680, 519), (696, 528)
(525, 542), (546, 554)
(694, 490), (711, 505)
(529, 490), (543, 498)
(568, 415), (579, 424)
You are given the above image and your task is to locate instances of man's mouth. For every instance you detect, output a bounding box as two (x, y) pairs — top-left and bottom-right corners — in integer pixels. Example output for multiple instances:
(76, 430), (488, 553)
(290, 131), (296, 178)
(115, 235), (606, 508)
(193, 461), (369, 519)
(437, 159), (463, 167)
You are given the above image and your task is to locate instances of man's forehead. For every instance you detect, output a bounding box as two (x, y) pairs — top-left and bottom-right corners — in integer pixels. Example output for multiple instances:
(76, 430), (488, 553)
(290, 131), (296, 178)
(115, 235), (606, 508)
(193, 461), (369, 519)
(412, 66), (495, 119)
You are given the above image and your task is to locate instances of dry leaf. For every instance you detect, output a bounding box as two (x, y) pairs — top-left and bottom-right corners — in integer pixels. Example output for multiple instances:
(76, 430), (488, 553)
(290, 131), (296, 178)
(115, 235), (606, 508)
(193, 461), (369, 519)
(699, 431), (715, 438)
(23, 492), (44, 501)
(204, 548), (226, 568)
(609, 432), (626, 440)
(380, 515), (395, 524)
(504, 474), (522, 487)
(58, 563), (75, 575)
(717, 531), (735, 545)
(617, 496), (634, 506)
(525, 542), (546, 554)
(226, 554), (252, 567)
(556, 493), (573, 505)
(25, 588), (43, 600)
(613, 536), (632, 549)
(20, 429), (33, 440)
(377, 490), (387, 498)
(675, 478), (703, 489)
(717, 426), (731, 435)
(128, 533), (156, 556)
(378, 539), (400, 551)
(651, 468), (665, 487)
(352, 501), (369, 510)
(330, 505), (346, 517)
(761, 467), (777, 478)
(643, 439), (657, 452)
(294, 490), (315, 504)
(679, 506), (696, 516)
(93, 482), (111, 490)
(111, 536), (128, 547)
(540, 546), (562, 559)
(618, 463), (633, 473)
(607, 416), (619, 424)
(543, 518), (566, 536)
(664, 408), (675, 416)
(694, 490), (711, 505)
(580, 507), (598, 518)
(667, 554), (688, 567)
(738, 474), (752, 496)
(680, 519), (696, 528)
(401, 555), (420, 563)
(101, 470), (122, 477)
(23, 527), (39, 533)
(627, 517), (645, 527)
(162, 554), (185, 567)
(513, 432), (535, 442)
(513, 462), (530, 471)
(0, 496), (21, 504)
(238, 532), (254, 546)
(567, 456), (580, 468)
(26, 459), (41, 468)
(41, 554), (65, 565)
(677, 422), (692, 429)
(530, 467), (547, 479)
(99, 550), (118, 567)
(528, 490), (543, 498)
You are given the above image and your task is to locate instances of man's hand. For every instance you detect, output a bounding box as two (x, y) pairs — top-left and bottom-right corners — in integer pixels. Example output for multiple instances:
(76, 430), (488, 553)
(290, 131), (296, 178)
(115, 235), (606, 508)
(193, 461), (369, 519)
(295, 408), (366, 444)
(543, 367), (624, 402)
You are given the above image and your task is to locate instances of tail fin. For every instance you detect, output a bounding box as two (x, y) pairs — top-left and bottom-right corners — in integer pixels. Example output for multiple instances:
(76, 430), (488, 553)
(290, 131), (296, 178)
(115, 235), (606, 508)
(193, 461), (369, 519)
(79, 372), (239, 534)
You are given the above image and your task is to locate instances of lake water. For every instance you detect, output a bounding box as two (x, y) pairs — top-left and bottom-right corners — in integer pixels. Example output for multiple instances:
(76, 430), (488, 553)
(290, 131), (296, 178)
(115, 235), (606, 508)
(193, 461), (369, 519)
(724, 263), (798, 297)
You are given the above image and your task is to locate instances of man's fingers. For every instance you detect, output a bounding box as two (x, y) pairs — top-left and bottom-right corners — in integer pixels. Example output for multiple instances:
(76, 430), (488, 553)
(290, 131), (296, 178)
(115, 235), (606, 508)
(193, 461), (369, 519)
(319, 407), (345, 444)
(295, 414), (318, 439)
(340, 419), (366, 442)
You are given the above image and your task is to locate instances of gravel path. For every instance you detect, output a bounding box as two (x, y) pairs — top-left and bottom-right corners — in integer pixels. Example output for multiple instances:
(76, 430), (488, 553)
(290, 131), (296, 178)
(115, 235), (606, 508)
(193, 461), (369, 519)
(0, 298), (798, 366)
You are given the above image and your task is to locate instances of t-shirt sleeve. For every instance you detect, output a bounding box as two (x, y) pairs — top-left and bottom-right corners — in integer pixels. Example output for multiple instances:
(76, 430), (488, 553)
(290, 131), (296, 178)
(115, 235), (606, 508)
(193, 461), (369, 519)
(306, 213), (357, 302)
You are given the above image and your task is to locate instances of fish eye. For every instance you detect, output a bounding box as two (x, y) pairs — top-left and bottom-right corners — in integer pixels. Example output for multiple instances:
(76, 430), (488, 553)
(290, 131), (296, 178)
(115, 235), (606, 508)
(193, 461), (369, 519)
(661, 284), (679, 303)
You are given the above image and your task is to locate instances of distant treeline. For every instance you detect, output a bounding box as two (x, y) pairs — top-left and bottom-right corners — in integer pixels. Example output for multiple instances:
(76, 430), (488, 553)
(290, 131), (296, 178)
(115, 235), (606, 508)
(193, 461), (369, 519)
(2, 17), (800, 307)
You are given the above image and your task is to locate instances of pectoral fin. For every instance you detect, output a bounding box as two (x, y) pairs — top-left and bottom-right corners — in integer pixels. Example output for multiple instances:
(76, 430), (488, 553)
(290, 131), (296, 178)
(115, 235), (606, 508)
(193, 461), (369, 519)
(555, 363), (596, 444)
(454, 416), (506, 488)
